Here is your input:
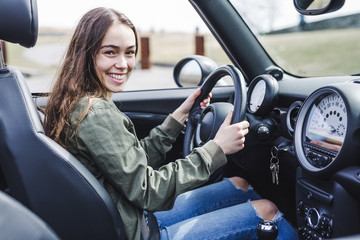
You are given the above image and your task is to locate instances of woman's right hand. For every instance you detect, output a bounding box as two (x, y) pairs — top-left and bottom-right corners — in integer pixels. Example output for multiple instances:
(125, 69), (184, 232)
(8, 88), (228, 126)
(213, 111), (250, 155)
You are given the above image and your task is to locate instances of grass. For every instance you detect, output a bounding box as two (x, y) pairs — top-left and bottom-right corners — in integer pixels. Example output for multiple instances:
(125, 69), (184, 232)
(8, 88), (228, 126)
(259, 28), (360, 76)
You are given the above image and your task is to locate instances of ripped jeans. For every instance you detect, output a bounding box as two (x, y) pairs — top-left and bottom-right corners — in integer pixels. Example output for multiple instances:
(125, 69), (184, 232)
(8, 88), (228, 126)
(154, 178), (298, 240)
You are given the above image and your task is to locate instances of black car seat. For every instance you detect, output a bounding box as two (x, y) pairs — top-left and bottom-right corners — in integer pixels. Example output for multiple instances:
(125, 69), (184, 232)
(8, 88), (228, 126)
(0, 0), (125, 239)
(0, 190), (60, 240)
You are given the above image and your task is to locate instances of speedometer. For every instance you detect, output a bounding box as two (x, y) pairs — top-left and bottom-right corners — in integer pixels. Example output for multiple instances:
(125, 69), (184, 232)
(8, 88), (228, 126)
(247, 74), (279, 116)
(306, 93), (347, 152)
(294, 83), (360, 175)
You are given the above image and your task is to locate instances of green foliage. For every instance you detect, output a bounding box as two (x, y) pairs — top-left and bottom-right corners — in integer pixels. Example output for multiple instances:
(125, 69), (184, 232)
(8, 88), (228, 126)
(259, 29), (360, 77)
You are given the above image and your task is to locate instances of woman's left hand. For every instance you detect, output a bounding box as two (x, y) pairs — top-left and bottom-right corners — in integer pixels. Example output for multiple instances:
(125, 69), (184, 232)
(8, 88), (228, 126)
(172, 88), (211, 124)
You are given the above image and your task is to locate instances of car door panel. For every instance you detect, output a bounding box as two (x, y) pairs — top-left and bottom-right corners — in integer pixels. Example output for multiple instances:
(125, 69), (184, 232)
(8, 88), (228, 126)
(112, 86), (235, 139)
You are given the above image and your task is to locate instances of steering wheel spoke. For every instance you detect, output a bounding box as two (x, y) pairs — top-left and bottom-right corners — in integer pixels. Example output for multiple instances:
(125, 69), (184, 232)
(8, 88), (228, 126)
(195, 102), (234, 147)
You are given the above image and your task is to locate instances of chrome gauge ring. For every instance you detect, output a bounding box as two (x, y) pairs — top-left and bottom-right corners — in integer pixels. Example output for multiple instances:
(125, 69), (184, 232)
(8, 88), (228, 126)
(247, 74), (279, 116)
(294, 83), (360, 175)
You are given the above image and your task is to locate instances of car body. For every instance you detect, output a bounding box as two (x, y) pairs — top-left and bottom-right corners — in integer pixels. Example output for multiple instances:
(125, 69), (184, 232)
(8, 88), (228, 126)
(1, 0), (360, 239)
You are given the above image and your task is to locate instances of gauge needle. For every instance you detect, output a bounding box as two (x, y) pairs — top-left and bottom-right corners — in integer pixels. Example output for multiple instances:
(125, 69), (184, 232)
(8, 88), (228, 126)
(310, 127), (327, 131)
(328, 125), (336, 134)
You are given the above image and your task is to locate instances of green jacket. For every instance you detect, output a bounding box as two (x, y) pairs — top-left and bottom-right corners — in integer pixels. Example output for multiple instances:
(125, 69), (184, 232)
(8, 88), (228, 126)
(66, 96), (227, 240)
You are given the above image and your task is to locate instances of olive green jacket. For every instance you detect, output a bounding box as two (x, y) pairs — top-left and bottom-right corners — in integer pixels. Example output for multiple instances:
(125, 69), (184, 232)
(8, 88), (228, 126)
(65, 97), (227, 240)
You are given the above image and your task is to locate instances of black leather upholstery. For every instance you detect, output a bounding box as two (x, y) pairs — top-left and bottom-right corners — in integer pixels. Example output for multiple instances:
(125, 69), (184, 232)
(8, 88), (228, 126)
(0, 190), (59, 240)
(0, 0), (125, 238)
(0, 68), (126, 239)
(0, 0), (38, 48)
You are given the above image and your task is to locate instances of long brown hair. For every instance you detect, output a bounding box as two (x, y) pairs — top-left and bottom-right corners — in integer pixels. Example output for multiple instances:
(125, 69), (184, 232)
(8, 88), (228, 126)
(44, 7), (138, 147)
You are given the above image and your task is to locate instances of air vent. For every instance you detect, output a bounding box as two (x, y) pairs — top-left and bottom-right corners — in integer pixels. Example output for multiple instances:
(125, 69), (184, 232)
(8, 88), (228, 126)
(286, 101), (302, 135)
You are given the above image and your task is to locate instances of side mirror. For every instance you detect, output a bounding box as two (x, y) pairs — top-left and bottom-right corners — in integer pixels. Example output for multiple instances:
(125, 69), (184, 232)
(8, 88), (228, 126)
(293, 0), (344, 15)
(173, 55), (217, 87)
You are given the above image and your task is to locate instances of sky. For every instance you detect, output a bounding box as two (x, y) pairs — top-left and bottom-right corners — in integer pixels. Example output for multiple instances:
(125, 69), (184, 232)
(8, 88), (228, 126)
(37, 0), (208, 33)
(37, 0), (360, 33)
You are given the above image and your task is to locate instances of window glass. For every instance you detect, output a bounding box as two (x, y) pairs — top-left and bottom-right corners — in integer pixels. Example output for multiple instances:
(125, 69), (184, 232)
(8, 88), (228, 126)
(230, 0), (360, 77)
(4, 0), (231, 93)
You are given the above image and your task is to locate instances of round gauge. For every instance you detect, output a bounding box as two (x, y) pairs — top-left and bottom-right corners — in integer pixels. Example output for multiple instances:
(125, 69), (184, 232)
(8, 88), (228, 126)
(247, 74), (279, 116)
(249, 80), (266, 113)
(294, 83), (360, 176)
(305, 93), (347, 153)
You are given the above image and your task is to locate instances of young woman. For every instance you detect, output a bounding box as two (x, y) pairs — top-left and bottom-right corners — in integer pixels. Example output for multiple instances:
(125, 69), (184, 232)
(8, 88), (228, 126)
(44, 7), (298, 240)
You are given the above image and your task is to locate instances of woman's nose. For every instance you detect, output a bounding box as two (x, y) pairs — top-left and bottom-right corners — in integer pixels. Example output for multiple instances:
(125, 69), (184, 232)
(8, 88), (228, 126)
(115, 55), (127, 69)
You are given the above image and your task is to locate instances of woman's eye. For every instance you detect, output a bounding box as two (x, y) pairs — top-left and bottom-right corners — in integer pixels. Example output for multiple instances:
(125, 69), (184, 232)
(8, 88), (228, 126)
(126, 50), (135, 55)
(105, 51), (115, 55)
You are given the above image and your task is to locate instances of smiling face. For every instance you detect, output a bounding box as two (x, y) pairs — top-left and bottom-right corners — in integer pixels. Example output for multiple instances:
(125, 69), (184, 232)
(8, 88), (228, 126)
(95, 22), (136, 93)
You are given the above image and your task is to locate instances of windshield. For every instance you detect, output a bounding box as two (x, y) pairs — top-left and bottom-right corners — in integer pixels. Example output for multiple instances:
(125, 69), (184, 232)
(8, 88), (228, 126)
(230, 0), (360, 77)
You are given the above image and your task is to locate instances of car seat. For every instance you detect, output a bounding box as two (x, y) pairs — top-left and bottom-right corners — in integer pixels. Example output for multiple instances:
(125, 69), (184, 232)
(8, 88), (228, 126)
(0, 190), (60, 240)
(0, 0), (125, 239)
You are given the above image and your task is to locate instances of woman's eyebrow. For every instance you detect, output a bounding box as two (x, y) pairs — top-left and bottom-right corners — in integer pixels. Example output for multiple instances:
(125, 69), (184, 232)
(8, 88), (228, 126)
(100, 45), (136, 50)
(100, 45), (119, 49)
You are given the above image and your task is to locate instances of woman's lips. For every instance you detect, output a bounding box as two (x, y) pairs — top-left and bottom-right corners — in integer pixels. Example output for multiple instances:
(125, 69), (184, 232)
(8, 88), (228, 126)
(108, 73), (126, 84)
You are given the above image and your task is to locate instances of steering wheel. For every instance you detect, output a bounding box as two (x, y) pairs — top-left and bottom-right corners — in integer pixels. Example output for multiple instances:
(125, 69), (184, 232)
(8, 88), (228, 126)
(183, 65), (247, 159)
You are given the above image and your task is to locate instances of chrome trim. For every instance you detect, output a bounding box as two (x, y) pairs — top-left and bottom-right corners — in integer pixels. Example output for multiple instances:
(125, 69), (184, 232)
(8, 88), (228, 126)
(0, 43), (6, 70)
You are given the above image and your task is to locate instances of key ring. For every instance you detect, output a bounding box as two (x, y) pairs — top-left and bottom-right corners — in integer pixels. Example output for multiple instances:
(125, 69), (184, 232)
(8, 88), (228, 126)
(270, 146), (279, 164)
(271, 146), (278, 159)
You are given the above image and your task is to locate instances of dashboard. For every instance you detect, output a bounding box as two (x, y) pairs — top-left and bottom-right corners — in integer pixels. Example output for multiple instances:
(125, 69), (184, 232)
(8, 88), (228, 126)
(246, 75), (360, 239)
(246, 74), (360, 176)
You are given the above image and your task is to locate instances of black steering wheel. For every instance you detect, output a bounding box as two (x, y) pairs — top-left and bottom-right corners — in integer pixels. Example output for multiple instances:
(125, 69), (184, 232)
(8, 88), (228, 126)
(183, 65), (247, 158)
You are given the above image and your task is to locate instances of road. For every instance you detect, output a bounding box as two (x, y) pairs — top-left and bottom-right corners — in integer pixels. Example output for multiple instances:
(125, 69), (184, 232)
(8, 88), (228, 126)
(24, 64), (177, 93)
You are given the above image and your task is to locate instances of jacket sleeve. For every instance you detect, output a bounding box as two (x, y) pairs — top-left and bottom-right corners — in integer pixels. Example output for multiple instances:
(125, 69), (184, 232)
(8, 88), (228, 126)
(76, 103), (227, 212)
(139, 114), (185, 167)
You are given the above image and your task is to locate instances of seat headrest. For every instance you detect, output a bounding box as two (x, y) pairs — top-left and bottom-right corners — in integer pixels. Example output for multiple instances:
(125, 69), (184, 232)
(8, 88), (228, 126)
(0, 0), (38, 48)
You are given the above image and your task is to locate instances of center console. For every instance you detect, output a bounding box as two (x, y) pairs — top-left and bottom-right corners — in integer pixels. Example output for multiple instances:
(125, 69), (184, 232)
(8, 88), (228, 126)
(295, 167), (359, 239)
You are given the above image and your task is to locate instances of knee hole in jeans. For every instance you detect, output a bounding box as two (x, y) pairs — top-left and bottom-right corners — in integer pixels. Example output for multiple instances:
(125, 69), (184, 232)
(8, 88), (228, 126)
(229, 176), (249, 191)
(250, 199), (279, 221)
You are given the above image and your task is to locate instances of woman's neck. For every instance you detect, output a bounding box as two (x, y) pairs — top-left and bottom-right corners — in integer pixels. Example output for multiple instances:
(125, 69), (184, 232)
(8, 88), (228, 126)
(105, 91), (113, 100)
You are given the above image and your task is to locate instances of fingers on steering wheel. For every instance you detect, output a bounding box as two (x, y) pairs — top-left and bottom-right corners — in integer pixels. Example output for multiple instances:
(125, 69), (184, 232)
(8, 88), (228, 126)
(199, 92), (211, 110)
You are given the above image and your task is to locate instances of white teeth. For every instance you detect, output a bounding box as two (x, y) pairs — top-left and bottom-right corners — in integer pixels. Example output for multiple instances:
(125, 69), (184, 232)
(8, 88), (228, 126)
(109, 74), (125, 80)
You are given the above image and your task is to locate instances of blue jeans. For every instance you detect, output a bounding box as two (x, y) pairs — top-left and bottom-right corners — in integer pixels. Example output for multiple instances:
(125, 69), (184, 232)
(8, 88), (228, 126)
(154, 178), (298, 240)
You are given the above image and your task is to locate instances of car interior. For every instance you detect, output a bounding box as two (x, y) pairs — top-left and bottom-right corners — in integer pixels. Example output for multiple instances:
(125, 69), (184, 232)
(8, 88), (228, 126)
(1, 0), (360, 239)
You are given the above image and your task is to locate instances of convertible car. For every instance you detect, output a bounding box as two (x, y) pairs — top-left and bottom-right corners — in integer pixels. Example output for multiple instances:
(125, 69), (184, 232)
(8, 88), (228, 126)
(0, 0), (360, 239)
